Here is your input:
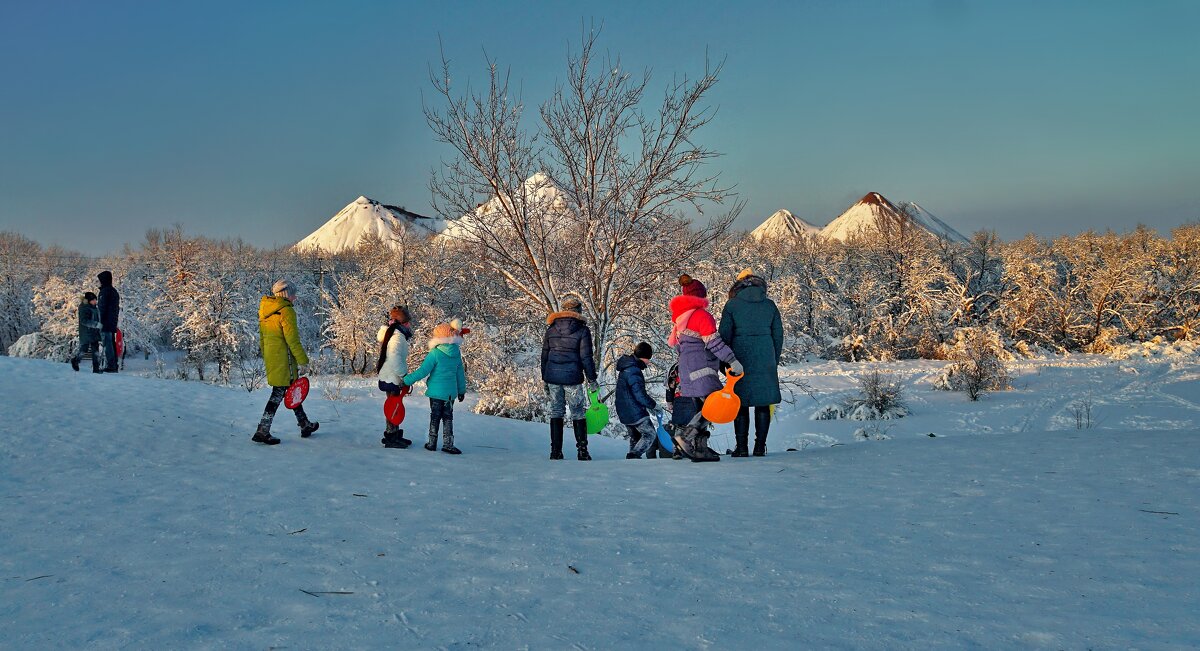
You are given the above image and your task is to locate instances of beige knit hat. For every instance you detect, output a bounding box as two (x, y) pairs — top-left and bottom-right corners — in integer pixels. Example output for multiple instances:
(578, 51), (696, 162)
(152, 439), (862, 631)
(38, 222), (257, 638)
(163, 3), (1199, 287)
(737, 268), (754, 281)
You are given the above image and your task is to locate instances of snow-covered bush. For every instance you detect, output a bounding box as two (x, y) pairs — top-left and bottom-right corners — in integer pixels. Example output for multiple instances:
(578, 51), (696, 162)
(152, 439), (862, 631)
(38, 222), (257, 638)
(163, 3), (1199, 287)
(28, 275), (82, 362)
(935, 327), (1012, 400)
(812, 370), (908, 420)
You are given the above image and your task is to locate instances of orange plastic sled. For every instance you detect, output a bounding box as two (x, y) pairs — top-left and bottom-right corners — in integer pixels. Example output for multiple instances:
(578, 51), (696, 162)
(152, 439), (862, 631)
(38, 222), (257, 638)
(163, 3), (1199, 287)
(701, 372), (742, 424)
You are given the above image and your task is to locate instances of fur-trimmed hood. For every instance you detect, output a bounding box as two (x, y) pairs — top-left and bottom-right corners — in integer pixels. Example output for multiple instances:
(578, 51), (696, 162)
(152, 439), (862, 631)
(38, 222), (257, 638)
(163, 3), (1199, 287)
(427, 335), (464, 350)
(729, 275), (768, 302)
(547, 310), (586, 326)
(669, 294), (710, 320)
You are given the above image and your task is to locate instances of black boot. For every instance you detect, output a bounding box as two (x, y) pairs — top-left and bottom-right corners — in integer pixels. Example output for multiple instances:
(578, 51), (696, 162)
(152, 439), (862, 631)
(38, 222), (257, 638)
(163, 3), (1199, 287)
(300, 420), (319, 438)
(573, 419), (591, 461)
(252, 428), (280, 445)
(692, 430), (721, 462)
(753, 407), (770, 456)
(549, 418), (564, 460)
(731, 407), (750, 457)
(71, 356), (80, 372)
(673, 425), (700, 460)
(382, 424), (411, 448)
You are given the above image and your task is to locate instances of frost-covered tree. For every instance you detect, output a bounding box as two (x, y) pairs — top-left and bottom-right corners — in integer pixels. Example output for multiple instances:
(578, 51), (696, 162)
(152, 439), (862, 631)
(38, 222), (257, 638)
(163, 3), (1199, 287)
(425, 30), (739, 382)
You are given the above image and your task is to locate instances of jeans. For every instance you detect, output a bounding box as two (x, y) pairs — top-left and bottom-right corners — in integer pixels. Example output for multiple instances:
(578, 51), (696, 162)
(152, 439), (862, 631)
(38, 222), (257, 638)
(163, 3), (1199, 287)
(429, 398), (454, 448)
(100, 332), (118, 370)
(545, 383), (588, 420)
(258, 385), (311, 433)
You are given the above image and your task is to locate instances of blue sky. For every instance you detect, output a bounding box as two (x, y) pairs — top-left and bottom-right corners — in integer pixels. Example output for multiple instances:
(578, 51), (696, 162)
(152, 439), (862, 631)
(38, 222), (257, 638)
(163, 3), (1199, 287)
(1, 0), (1197, 252)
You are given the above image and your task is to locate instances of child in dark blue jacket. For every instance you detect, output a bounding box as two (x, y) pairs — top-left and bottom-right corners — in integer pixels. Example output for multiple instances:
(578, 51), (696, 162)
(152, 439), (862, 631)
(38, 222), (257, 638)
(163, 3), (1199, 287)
(615, 342), (662, 459)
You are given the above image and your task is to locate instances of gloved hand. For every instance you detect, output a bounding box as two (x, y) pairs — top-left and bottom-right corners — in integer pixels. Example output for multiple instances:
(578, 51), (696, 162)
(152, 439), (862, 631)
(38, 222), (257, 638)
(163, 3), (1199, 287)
(457, 393), (465, 403)
(729, 360), (744, 376)
(298, 364), (310, 377)
(587, 379), (600, 393)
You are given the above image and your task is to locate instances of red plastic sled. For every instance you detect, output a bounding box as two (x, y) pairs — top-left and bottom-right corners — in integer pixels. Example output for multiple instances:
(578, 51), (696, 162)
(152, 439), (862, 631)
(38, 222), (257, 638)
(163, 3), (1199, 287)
(114, 329), (125, 358)
(383, 386), (411, 425)
(284, 376), (309, 409)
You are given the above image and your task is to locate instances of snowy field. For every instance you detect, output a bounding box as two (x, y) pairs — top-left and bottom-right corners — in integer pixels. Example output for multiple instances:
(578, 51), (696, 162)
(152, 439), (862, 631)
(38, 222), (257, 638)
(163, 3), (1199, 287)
(2, 351), (1199, 649)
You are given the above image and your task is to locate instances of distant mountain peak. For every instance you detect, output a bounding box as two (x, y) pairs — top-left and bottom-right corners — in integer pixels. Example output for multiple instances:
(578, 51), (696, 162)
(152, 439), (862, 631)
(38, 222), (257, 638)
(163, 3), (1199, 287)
(750, 209), (820, 240)
(295, 196), (436, 253)
(820, 192), (966, 243)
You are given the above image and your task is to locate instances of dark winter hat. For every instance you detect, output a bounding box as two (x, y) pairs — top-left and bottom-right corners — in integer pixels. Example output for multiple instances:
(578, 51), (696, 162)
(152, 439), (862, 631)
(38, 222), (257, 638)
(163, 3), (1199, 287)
(679, 274), (707, 298)
(561, 296), (582, 312)
(633, 342), (653, 360)
(83, 291), (97, 301)
(97, 270), (113, 286)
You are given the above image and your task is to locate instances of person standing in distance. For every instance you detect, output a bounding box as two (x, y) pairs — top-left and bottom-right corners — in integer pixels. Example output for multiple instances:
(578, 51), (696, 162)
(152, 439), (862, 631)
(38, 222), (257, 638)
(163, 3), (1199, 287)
(97, 271), (120, 372)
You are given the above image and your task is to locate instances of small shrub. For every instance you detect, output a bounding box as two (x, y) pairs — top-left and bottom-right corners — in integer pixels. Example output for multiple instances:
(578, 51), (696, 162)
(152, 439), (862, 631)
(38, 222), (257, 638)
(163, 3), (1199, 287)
(816, 370), (909, 420)
(937, 328), (1011, 401)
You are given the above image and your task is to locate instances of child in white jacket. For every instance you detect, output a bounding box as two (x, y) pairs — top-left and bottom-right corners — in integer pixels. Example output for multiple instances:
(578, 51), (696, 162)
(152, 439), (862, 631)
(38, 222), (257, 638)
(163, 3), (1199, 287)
(377, 305), (413, 448)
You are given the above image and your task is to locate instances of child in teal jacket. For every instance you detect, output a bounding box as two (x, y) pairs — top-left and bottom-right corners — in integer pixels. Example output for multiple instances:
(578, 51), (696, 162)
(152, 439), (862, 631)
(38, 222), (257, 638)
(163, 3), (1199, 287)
(402, 319), (467, 454)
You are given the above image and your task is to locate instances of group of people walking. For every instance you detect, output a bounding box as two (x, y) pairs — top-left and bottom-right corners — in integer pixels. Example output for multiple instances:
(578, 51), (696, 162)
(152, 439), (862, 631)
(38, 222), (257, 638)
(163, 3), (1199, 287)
(70, 271), (121, 374)
(72, 267), (780, 461)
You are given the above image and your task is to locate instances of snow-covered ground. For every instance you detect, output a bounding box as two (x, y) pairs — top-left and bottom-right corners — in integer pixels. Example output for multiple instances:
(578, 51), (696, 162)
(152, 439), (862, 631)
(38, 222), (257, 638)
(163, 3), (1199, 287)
(2, 352), (1199, 649)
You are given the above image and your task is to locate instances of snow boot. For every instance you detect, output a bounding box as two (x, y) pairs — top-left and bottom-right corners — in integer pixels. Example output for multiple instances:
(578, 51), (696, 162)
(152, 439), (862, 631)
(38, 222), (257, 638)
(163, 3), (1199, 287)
(753, 408), (770, 457)
(692, 431), (720, 462)
(300, 420), (319, 438)
(70, 357), (80, 372)
(549, 417), (564, 460)
(441, 431), (461, 455)
(252, 428), (281, 445)
(573, 419), (591, 461)
(382, 424), (411, 449)
(673, 425), (700, 460)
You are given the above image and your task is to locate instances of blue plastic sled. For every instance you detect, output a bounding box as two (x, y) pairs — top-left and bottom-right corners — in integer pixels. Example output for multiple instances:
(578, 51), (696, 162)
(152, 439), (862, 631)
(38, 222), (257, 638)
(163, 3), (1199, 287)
(655, 412), (675, 453)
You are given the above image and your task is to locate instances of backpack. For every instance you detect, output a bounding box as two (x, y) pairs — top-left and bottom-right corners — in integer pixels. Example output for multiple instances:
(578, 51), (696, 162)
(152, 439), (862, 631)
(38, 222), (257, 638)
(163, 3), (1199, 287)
(665, 362), (680, 404)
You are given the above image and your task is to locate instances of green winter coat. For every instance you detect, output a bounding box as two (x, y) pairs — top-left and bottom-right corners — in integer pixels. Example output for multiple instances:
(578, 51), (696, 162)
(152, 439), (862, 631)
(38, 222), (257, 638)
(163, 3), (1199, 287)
(77, 302), (101, 346)
(402, 344), (467, 402)
(259, 295), (308, 387)
(719, 279), (783, 406)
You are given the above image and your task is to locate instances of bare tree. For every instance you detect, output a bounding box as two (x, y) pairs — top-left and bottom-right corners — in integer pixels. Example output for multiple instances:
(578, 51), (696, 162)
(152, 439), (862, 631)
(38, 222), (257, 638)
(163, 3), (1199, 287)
(424, 29), (740, 378)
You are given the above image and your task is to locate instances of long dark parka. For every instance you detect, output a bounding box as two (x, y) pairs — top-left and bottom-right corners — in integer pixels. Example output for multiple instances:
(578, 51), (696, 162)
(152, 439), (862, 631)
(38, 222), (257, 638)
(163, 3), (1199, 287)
(718, 275), (783, 406)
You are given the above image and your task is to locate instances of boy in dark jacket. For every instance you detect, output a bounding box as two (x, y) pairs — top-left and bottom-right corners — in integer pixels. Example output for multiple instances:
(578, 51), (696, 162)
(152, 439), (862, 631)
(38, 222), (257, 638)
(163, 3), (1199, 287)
(70, 292), (102, 373)
(615, 342), (661, 459)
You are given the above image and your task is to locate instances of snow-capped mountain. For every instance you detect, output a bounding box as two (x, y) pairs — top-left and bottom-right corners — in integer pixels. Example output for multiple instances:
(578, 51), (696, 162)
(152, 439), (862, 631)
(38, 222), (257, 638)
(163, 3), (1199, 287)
(439, 172), (572, 241)
(895, 201), (968, 243)
(820, 192), (967, 243)
(750, 209), (821, 240)
(295, 196), (439, 253)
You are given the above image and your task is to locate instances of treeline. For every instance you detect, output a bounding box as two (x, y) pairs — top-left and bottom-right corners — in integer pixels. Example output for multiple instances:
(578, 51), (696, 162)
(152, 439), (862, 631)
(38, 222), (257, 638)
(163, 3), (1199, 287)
(2, 220), (1197, 419)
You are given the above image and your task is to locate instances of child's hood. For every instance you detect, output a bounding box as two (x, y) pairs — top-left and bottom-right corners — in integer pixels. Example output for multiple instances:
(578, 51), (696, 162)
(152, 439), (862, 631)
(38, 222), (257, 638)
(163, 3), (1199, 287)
(432, 342), (462, 359)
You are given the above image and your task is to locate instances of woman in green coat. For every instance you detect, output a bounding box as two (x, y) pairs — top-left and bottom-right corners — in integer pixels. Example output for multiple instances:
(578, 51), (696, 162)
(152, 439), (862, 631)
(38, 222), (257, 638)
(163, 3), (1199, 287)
(253, 280), (318, 445)
(718, 269), (783, 457)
